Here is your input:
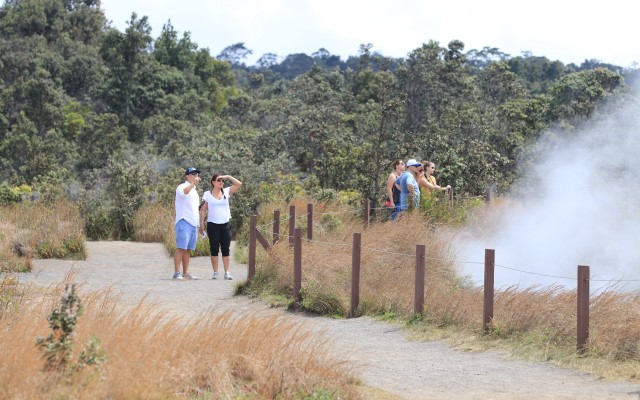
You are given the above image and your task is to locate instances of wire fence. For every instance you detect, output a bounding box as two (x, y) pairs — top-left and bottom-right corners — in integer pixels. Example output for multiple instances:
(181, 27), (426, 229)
(247, 201), (640, 352)
(251, 202), (640, 284)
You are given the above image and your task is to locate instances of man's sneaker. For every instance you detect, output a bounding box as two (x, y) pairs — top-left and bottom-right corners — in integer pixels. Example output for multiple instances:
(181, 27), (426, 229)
(183, 273), (198, 280)
(212, 272), (219, 279)
(172, 272), (183, 280)
(224, 272), (233, 280)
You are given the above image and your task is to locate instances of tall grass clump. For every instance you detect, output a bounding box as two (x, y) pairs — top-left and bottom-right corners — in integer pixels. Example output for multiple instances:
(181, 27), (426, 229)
(133, 202), (209, 256)
(0, 281), (360, 399)
(132, 202), (171, 242)
(420, 195), (484, 226)
(245, 199), (640, 374)
(0, 201), (86, 272)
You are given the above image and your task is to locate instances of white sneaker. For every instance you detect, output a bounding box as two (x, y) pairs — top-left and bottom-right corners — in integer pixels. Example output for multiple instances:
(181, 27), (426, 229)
(212, 272), (219, 280)
(183, 273), (198, 280)
(172, 272), (183, 280)
(224, 272), (233, 280)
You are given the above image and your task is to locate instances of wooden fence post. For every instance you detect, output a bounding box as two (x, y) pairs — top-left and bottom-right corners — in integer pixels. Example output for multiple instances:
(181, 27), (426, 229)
(577, 265), (590, 353)
(293, 228), (302, 301)
(485, 187), (492, 204)
(363, 199), (370, 227)
(273, 210), (280, 245)
(414, 244), (425, 314)
(248, 215), (257, 281)
(289, 205), (296, 247)
(448, 187), (454, 203)
(307, 203), (314, 241)
(483, 249), (495, 332)
(350, 233), (361, 318)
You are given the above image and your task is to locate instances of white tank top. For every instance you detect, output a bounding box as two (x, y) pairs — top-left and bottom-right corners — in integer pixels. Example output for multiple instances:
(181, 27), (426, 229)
(203, 187), (231, 223)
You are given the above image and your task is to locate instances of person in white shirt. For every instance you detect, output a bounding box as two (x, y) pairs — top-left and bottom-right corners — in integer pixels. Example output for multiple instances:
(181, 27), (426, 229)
(173, 167), (201, 280)
(199, 173), (242, 280)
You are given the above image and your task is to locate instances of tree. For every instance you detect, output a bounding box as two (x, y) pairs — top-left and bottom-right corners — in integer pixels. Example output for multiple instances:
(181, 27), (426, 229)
(466, 46), (510, 69)
(352, 70), (407, 203)
(217, 42), (252, 66)
(256, 52), (278, 68)
(153, 20), (197, 72)
(76, 113), (127, 170)
(507, 54), (566, 94)
(99, 13), (152, 122)
(477, 61), (525, 106)
(63, 0), (105, 44)
(547, 68), (623, 123)
(271, 53), (315, 79)
(193, 48), (236, 112)
(59, 38), (106, 99)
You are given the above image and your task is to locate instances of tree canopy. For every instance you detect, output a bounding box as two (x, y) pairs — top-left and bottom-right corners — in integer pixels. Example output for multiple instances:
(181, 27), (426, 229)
(0, 0), (635, 238)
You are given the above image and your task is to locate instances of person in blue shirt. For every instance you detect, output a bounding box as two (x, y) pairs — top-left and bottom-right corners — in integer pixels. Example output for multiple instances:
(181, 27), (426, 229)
(395, 159), (421, 215)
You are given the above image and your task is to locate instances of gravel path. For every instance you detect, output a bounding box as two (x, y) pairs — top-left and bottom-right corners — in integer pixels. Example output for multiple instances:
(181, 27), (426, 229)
(15, 241), (640, 400)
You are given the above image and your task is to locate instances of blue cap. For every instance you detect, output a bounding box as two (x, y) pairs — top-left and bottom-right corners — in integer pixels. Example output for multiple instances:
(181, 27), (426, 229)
(185, 167), (200, 175)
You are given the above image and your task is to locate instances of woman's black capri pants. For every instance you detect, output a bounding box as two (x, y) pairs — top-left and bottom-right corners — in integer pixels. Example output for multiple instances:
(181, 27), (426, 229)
(206, 222), (232, 257)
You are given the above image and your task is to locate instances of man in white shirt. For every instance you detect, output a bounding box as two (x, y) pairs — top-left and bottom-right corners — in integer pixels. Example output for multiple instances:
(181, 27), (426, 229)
(173, 167), (201, 280)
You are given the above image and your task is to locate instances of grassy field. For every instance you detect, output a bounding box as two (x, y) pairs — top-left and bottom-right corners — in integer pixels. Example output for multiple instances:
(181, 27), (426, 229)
(0, 277), (361, 399)
(241, 200), (640, 382)
(3, 198), (639, 397)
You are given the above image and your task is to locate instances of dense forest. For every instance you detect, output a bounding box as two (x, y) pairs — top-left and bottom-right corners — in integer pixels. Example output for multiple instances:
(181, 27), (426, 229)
(1, 0), (638, 239)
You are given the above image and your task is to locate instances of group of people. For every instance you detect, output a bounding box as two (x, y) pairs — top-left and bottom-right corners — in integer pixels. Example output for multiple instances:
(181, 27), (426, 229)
(173, 167), (242, 280)
(386, 158), (451, 220)
(172, 158), (444, 279)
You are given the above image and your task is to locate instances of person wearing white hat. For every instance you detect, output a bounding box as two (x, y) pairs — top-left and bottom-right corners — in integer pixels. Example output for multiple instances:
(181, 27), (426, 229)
(395, 159), (422, 215)
(173, 167), (201, 280)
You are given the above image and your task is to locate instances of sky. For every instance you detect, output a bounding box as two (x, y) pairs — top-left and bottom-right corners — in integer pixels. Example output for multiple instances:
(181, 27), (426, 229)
(100, 0), (638, 67)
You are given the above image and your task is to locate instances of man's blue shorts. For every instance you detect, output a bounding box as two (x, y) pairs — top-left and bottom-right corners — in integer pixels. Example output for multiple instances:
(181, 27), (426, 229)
(175, 219), (197, 250)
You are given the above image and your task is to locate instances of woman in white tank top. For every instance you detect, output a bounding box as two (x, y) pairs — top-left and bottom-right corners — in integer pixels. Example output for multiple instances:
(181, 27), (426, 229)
(199, 174), (242, 280)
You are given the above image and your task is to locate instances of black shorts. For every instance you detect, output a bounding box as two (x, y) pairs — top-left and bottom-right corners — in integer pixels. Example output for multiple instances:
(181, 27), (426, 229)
(206, 222), (231, 257)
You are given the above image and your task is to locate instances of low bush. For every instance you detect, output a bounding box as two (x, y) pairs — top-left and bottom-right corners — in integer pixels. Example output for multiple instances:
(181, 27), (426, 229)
(0, 201), (86, 272)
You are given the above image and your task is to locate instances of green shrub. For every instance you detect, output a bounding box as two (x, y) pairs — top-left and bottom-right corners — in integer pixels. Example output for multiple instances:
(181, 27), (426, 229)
(35, 284), (107, 374)
(82, 202), (116, 240)
(420, 196), (484, 225)
(299, 282), (347, 317)
(319, 213), (341, 232)
(0, 184), (21, 206)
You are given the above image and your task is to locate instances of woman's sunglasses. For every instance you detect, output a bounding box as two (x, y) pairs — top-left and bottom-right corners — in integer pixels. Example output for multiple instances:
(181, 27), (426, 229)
(214, 178), (224, 182)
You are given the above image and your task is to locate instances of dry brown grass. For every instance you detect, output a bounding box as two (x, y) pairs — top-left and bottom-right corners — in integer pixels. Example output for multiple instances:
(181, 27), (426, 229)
(133, 202), (209, 256)
(0, 201), (86, 272)
(249, 202), (640, 378)
(254, 208), (466, 318)
(132, 202), (171, 242)
(589, 288), (640, 361)
(0, 277), (361, 399)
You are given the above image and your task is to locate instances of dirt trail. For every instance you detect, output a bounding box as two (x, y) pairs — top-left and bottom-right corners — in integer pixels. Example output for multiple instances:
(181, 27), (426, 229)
(16, 241), (640, 400)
